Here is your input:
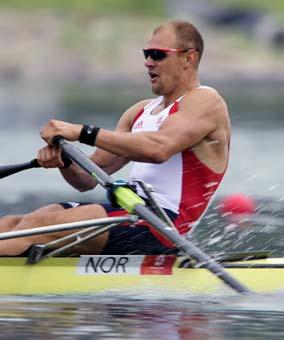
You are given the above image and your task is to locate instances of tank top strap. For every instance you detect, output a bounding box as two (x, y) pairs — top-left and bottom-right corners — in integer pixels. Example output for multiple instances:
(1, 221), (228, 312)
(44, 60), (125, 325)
(169, 95), (184, 115)
(143, 96), (163, 114)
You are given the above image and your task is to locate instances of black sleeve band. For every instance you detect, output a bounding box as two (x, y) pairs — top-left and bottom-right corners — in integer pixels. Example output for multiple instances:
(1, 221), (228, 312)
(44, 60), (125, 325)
(79, 125), (100, 146)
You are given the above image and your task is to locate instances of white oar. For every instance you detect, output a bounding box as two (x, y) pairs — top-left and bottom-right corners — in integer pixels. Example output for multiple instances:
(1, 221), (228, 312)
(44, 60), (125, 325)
(54, 136), (252, 294)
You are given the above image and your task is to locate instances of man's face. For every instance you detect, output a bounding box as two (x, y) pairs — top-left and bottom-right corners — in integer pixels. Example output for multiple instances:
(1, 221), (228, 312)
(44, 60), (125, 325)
(144, 26), (186, 96)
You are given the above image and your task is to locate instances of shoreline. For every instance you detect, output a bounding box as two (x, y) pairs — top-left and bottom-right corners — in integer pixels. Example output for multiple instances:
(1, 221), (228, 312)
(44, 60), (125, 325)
(0, 10), (283, 89)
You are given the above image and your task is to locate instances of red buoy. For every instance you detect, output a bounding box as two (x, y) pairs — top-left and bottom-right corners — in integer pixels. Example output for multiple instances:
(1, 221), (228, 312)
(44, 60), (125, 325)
(220, 194), (256, 217)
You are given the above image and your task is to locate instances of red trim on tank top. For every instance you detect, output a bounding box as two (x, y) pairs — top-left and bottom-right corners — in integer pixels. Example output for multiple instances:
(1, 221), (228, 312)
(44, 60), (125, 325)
(169, 101), (179, 114)
(168, 99), (228, 235)
(172, 149), (226, 234)
(132, 108), (144, 127)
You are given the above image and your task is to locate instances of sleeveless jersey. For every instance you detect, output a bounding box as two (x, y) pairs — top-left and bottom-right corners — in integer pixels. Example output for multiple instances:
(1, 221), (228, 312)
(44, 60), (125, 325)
(128, 93), (228, 241)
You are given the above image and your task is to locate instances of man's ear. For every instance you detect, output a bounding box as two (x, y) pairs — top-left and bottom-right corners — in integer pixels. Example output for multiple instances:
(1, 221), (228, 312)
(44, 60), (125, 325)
(184, 52), (193, 67)
(186, 50), (198, 68)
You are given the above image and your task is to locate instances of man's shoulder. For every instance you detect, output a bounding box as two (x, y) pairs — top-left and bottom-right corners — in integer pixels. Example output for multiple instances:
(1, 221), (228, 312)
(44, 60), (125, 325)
(184, 86), (222, 100)
(182, 86), (226, 110)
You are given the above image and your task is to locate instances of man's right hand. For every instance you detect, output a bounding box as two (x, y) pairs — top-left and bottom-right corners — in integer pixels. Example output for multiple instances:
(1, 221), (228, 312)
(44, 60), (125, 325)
(37, 145), (65, 168)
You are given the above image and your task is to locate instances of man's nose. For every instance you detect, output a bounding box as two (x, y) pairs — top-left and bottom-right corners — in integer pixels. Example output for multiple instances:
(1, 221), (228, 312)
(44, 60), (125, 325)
(144, 57), (155, 67)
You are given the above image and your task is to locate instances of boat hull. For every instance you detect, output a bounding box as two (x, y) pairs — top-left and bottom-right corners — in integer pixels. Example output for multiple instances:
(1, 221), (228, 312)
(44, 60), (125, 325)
(1, 255), (284, 295)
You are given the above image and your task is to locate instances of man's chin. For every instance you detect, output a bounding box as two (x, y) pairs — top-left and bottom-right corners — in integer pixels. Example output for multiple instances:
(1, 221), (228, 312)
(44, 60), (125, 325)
(151, 84), (163, 96)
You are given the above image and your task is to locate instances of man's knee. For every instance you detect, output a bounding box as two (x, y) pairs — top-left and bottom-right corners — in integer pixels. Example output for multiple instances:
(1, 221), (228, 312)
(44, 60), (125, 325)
(75, 203), (108, 219)
(32, 203), (66, 214)
(20, 212), (43, 227)
(19, 204), (65, 225)
(0, 215), (23, 231)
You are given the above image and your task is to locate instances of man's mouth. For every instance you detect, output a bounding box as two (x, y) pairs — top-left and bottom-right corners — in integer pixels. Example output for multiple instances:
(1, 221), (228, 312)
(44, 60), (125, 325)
(148, 71), (159, 82)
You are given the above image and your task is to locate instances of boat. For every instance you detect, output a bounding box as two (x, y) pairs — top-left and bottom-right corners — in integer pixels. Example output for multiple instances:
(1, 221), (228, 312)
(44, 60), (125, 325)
(0, 138), (279, 295)
(1, 254), (284, 295)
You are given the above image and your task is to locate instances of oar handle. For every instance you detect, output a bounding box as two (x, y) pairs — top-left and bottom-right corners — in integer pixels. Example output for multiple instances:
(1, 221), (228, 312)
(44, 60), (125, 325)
(31, 159), (41, 168)
(0, 159), (40, 179)
(0, 143), (72, 179)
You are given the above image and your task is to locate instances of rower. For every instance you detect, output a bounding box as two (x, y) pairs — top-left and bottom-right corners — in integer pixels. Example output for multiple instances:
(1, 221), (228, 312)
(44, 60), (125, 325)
(0, 20), (231, 260)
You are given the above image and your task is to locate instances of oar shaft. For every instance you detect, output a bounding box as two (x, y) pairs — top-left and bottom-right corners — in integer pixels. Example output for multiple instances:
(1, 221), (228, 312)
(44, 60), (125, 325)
(56, 138), (112, 187)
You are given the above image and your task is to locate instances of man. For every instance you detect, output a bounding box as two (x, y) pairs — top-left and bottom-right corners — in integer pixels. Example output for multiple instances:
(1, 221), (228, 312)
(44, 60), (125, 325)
(0, 20), (230, 255)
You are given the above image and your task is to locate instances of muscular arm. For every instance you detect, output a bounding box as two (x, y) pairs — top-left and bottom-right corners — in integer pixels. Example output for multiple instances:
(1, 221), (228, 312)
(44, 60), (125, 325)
(95, 88), (230, 165)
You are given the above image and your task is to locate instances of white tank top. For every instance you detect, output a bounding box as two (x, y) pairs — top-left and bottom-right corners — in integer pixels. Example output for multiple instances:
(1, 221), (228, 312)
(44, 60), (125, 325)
(127, 91), (227, 239)
(128, 96), (183, 213)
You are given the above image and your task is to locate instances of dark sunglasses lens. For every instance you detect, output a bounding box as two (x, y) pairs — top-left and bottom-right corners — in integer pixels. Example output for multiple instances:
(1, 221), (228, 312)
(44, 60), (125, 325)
(143, 49), (167, 61)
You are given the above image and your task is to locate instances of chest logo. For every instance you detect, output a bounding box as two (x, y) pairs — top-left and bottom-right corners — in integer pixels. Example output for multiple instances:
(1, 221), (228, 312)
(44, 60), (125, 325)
(133, 120), (143, 130)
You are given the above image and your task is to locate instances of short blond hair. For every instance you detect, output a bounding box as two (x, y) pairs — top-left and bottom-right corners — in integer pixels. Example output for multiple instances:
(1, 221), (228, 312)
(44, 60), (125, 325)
(154, 20), (204, 65)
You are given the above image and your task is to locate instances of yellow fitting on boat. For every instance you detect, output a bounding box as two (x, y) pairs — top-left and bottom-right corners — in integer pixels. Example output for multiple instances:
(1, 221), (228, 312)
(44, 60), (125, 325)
(114, 187), (145, 213)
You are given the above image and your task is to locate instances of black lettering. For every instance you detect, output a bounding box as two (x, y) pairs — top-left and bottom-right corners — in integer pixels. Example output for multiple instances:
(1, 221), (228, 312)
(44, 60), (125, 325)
(84, 256), (129, 274)
(116, 257), (129, 273)
(85, 256), (102, 273)
(100, 257), (116, 273)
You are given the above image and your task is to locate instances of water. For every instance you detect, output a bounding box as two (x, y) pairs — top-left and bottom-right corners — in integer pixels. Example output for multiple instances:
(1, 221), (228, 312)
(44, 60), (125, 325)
(0, 294), (284, 339)
(1, 83), (284, 338)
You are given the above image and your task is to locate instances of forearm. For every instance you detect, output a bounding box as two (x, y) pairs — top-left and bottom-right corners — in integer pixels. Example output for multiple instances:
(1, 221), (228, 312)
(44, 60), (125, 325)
(60, 151), (129, 192)
(95, 129), (171, 163)
(60, 162), (97, 192)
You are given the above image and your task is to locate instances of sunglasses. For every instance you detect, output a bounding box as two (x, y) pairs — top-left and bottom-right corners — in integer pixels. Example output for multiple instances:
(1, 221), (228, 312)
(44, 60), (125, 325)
(143, 48), (191, 61)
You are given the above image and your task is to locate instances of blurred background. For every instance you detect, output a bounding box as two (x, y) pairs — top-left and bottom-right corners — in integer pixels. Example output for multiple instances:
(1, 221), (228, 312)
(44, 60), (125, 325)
(0, 0), (284, 254)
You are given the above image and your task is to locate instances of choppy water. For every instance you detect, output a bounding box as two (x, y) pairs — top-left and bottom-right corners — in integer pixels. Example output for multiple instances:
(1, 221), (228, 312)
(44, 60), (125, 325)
(0, 293), (284, 339)
(1, 83), (284, 338)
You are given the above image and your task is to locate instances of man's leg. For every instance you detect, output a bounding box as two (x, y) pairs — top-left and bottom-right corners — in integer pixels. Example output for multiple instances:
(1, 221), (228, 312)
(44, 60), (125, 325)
(0, 204), (63, 232)
(0, 216), (23, 232)
(0, 203), (109, 256)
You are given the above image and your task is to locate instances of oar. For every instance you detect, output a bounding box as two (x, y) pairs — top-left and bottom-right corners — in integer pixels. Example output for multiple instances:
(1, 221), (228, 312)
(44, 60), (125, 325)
(0, 152), (72, 179)
(0, 159), (40, 179)
(53, 136), (252, 294)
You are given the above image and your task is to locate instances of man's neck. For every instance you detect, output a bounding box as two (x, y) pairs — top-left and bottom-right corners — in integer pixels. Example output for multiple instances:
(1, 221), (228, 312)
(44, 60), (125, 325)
(163, 78), (201, 107)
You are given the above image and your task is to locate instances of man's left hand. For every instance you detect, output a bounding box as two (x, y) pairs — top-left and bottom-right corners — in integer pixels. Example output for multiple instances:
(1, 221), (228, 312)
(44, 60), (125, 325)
(40, 119), (83, 145)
